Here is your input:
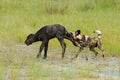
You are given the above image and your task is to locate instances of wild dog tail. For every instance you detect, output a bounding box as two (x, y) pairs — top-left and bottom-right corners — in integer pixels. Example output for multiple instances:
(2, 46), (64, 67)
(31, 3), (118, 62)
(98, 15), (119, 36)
(93, 30), (102, 39)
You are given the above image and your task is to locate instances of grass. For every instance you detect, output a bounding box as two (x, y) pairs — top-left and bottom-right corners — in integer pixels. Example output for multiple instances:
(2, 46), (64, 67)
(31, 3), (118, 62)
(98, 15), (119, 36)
(0, 62), (97, 80)
(0, 45), (99, 80)
(0, 44), (120, 79)
(0, 0), (120, 79)
(0, 10), (119, 55)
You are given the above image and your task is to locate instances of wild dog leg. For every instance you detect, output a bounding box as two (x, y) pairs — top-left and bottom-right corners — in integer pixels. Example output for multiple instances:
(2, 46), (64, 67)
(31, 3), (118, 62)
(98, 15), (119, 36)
(90, 47), (98, 59)
(74, 47), (84, 58)
(85, 47), (89, 60)
(98, 46), (104, 57)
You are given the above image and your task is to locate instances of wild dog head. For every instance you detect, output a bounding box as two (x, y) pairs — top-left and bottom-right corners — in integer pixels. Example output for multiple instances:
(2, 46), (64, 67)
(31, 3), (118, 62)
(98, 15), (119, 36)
(70, 30), (89, 42)
(69, 30), (86, 47)
(70, 30), (81, 39)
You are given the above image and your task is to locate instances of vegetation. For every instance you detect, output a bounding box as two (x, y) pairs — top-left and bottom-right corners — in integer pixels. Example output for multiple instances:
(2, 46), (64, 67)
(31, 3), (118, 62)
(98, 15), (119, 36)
(0, 0), (120, 55)
(0, 0), (120, 79)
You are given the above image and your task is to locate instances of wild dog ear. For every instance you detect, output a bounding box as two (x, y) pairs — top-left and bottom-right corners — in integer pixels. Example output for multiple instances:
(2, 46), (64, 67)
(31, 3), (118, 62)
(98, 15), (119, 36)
(75, 30), (81, 36)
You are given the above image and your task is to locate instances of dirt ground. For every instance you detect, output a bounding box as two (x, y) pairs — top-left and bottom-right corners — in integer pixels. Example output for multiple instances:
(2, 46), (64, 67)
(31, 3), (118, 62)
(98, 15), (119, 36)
(0, 44), (120, 80)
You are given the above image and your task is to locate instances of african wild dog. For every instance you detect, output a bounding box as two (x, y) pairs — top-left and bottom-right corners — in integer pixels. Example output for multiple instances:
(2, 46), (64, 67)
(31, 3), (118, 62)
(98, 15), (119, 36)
(70, 30), (104, 60)
(25, 24), (74, 59)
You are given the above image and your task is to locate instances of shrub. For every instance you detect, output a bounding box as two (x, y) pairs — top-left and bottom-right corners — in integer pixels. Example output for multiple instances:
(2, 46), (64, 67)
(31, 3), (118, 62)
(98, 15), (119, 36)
(45, 0), (69, 15)
(81, 1), (95, 11)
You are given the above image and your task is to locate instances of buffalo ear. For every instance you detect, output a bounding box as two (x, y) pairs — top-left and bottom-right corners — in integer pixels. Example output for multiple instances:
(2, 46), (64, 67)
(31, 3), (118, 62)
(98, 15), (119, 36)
(27, 33), (34, 39)
(75, 30), (81, 36)
(29, 33), (34, 36)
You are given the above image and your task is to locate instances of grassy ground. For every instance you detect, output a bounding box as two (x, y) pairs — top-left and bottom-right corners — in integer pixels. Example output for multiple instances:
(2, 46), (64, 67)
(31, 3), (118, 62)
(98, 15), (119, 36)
(0, 0), (120, 79)
(0, 44), (120, 80)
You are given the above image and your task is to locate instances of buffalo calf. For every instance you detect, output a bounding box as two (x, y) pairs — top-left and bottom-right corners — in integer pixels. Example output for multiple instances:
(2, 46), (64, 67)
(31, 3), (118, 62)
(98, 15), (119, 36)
(25, 24), (73, 59)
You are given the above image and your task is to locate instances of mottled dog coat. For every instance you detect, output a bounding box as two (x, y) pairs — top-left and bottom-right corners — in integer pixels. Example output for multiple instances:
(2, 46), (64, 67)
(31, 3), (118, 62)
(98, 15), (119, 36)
(70, 30), (104, 60)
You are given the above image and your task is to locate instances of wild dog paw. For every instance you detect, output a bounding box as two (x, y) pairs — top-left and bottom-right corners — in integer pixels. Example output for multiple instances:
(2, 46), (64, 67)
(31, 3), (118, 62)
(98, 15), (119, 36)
(102, 55), (104, 58)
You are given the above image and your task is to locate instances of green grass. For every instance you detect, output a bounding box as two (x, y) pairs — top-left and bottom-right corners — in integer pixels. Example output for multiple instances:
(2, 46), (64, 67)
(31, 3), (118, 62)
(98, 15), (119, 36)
(0, 10), (120, 55)
(0, 0), (120, 79)
(0, 0), (120, 55)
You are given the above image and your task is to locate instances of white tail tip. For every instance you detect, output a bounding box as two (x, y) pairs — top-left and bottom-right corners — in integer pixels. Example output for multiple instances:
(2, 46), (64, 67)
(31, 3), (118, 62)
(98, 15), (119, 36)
(93, 30), (102, 35)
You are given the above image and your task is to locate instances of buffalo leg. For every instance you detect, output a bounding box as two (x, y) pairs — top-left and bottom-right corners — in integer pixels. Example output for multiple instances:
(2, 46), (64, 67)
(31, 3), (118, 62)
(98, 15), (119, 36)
(43, 40), (49, 59)
(36, 42), (45, 59)
(58, 38), (66, 59)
